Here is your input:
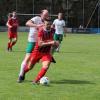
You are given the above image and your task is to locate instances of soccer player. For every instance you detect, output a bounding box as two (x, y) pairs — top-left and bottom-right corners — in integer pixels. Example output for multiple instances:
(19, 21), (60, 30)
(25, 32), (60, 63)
(18, 19), (59, 84)
(6, 11), (19, 51)
(18, 10), (49, 82)
(52, 12), (66, 52)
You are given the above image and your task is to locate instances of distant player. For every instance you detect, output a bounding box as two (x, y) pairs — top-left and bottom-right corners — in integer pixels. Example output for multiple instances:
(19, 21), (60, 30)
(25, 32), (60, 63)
(18, 19), (59, 84)
(6, 11), (19, 51)
(18, 10), (49, 82)
(52, 12), (66, 52)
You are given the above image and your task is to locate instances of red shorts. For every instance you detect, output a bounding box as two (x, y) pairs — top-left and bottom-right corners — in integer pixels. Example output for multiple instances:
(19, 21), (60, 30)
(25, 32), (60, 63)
(8, 32), (17, 39)
(29, 51), (52, 65)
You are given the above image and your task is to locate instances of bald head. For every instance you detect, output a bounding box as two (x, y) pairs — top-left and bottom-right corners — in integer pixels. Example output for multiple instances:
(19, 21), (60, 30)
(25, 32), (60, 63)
(41, 9), (49, 20)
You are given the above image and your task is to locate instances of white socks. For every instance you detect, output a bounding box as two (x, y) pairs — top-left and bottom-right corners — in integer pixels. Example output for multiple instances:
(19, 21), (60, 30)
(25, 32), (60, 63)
(19, 61), (27, 76)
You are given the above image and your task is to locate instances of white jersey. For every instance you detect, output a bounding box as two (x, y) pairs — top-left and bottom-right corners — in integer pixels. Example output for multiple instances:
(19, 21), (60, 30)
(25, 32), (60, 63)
(28, 16), (43, 42)
(53, 19), (65, 34)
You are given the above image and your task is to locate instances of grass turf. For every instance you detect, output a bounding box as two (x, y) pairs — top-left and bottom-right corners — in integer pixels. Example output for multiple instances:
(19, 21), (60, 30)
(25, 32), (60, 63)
(0, 32), (100, 100)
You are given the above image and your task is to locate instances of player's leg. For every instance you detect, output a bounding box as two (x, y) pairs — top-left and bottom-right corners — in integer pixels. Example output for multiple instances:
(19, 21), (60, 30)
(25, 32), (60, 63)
(7, 38), (12, 51)
(18, 53), (38, 83)
(51, 33), (59, 54)
(7, 32), (12, 51)
(33, 54), (51, 83)
(18, 42), (36, 77)
(33, 61), (51, 83)
(19, 54), (30, 77)
(56, 34), (63, 52)
(17, 56), (35, 83)
(10, 37), (17, 50)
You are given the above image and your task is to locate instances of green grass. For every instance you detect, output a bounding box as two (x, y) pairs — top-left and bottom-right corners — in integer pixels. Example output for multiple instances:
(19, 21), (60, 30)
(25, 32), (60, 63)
(0, 32), (100, 100)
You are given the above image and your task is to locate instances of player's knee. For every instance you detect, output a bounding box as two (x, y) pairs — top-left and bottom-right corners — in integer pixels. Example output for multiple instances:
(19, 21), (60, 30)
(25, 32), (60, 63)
(42, 61), (50, 69)
(14, 38), (17, 42)
(9, 39), (12, 42)
(42, 66), (49, 69)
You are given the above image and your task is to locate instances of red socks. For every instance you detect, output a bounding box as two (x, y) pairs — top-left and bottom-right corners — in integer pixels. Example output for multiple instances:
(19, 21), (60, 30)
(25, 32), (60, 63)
(10, 41), (16, 48)
(35, 67), (48, 82)
(8, 42), (11, 49)
(23, 65), (48, 82)
(7, 41), (16, 49)
(24, 66), (30, 73)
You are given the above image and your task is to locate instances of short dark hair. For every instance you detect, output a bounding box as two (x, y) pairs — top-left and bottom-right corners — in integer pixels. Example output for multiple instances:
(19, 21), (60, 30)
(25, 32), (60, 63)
(44, 19), (52, 24)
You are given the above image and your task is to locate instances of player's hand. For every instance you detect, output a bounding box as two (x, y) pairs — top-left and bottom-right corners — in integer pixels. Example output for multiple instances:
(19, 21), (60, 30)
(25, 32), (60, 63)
(37, 24), (44, 28)
(36, 24), (44, 30)
(51, 41), (59, 47)
(9, 25), (12, 28)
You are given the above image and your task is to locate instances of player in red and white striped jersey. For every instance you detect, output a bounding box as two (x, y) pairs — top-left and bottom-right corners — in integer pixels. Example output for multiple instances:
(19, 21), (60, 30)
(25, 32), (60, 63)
(6, 11), (19, 51)
(18, 19), (59, 84)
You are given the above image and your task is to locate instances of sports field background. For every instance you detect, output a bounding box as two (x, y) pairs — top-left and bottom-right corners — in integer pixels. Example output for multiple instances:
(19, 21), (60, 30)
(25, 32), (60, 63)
(0, 32), (100, 100)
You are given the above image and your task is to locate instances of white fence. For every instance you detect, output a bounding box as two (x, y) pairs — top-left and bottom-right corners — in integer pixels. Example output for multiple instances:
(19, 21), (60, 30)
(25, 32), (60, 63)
(0, 26), (29, 32)
(0, 26), (100, 33)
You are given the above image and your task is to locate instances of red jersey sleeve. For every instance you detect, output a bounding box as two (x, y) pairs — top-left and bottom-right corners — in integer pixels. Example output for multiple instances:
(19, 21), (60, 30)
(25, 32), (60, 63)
(8, 18), (12, 26)
(38, 28), (43, 38)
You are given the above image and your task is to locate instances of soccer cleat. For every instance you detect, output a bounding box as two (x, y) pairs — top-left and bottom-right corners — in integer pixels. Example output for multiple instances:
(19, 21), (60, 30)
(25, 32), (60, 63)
(7, 47), (10, 51)
(17, 74), (25, 83)
(51, 57), (56, 63)
(7, 47), (12, 52)
(9, 47), (12, 52)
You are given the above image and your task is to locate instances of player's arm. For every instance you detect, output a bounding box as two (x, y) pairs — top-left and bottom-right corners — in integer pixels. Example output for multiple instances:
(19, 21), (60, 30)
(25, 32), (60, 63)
(51, 20), (55, 28)
(26, 20), (43, 28)
(6, 20), (12, 28)
(51, 24), (55, 28)
(38, 36), (59, 47)
(38, 37), (54, 47)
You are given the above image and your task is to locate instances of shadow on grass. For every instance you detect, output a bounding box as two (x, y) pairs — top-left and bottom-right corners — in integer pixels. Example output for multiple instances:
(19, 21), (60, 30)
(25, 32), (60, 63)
(51, 79), (95, 85)
(23, 80), (51, 87)
(59, 51), (87, 54)
(18, 79), (95, 85)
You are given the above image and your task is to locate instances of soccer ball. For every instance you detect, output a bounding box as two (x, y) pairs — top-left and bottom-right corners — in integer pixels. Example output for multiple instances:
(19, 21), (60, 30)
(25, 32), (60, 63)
(40, 76), (50, 85)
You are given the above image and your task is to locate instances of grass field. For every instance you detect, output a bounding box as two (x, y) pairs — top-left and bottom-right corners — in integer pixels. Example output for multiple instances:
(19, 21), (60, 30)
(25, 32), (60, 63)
(0, 32), (100, 100)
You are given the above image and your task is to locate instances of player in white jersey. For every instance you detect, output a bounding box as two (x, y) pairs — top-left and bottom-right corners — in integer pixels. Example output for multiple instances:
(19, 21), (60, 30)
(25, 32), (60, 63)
(52, 12), (66, 52)
(18, 10), (49, 82)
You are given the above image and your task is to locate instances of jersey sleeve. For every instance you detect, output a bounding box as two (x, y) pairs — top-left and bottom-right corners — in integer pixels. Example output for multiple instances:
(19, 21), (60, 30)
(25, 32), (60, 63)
(8, 18), (12, 25)
(31, 17), (36, 23)
(63, 20), (66, 27)
(31, 16), (40, 24)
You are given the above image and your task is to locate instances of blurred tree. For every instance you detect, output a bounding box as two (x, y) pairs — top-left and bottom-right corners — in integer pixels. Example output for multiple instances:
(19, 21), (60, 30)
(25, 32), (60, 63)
(0, 0), (99, 27)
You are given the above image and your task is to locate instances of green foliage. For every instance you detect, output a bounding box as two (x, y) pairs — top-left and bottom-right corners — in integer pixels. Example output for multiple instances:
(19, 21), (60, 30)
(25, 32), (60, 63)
(0, 0), (99, 27)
